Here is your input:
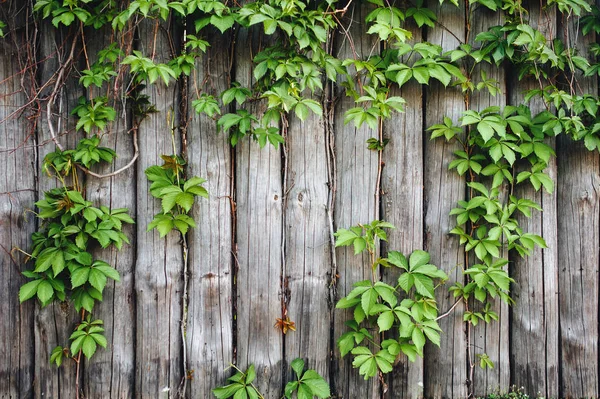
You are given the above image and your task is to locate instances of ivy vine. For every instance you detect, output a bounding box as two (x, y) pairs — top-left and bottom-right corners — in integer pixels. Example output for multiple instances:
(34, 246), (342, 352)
(5, 0), (600, 397)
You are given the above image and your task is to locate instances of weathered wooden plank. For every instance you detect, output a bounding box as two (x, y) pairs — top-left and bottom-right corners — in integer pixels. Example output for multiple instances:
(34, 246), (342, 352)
(556, 140), (600, 398)
(35, 21), (84, 399)
(186, 28), (234, 397)
(509, 5), (559, 398)
(331, 4), (380, 398)
(83, 26), (136, 398)
(381, 18), (424, 399)
(284, 110), (331, 379)
(557, 17), (600, 398)
(134, 18), (184, 397)
(469, 9), (510, 397)
(234, 26), (284, 398)
(422, 2), (467, 398)
(0, 3), (35, 396)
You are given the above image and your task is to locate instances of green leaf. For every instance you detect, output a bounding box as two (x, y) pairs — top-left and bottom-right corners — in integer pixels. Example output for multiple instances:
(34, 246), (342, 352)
(91, 333), (108, 348)
(89, 268), (108, 292)
(210, 14), (235, 33)
(19, 279), (42, 303)
(361, 287), (378, 314)
(36, 280), (54, 303)
(71, 267), (90, 288)
(50, 346), (64, 366)
(285, 381), (299, 399)
(353, 237), (367, 254)
(81, 335), (97, 359)
(413, 274), (435, 298)
(412, 327), (426, 351)
(301, 370), (331, 398)
(377, 311), (395, 332)
(183, 176), (207, 192)
(338, 332), (356, 357)
(291, 358), (305, 379)
(213, 383), (244, 399)
(409, 250), (430, 270)
(245, 364), (256, 384)
(95, 264), (121, 282)
(34, 247), (59, 273)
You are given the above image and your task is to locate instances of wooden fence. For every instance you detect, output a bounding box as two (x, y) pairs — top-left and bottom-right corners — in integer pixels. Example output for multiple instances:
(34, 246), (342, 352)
(1, 1), (599, 398)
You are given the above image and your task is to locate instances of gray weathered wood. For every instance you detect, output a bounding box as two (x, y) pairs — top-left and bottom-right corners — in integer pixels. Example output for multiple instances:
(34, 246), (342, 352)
(284, 110), (331, 379)
(83, 26), (136, 398)
(186, 28), (234, 397)
(4, 4), (600, 397)
(35, 21), (83, 399)
(382, 18), (424, 399)
(134, 18), (184, 397)
(0, 4), (35, 396)
(423, 3), (467, 398)
(557, 16), (600, 398)
(331, 4), (380, 398)
(234, 26), (284, 398)
(509, 5), (559, 398)
(469, 9), (510, 397)
(557, 137), (599, 398)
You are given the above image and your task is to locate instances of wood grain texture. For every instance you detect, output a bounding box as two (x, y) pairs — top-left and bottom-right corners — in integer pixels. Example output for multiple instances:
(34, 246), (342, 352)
(469, 9), (510, 397)
(0, 3), (35, 396)
(422, 3), (467, 398)
(4, 4), (600, 397)
(557, 16), (600, 398)
(82, 27), (136, 399)
(331, 4), (380, 398)
(382, 19), (424, 399)
(284, 111), (331, 379)
(134, 18), (184, 397)
(557, 137), (599, 398)
(35, 21), (83, 399)
(186, 28), (234, 397)
(509, 5), (559, 398)
(234, 26), (284, 398)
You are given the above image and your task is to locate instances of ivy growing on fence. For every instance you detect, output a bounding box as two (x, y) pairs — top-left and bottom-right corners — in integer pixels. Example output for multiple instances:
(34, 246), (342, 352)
(6, 0), (600, 396)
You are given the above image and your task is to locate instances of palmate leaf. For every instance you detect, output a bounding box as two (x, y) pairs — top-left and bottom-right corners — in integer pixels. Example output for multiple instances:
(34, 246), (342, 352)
(213, 383), (244, 399)
(19, 279), (42, 302)
(301, 370), (331, 398)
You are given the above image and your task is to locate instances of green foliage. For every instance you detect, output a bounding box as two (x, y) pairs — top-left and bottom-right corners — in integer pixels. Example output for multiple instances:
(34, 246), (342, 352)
(19, 136), (132, 365)
(15, 0), (600, 393)
(335, 222), (447, 379)
(122, 50), (178, 85)
(146, 155), (208, 237)
(212, 360), (331, 399)
(69, 316), (108, 359)
(212, 364), (263, 399)
(72, 97), (117, 134)
(285, 358), (331, 398)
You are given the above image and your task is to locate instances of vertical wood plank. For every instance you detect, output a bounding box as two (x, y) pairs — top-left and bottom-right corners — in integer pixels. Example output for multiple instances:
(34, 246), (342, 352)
(509, 5), (559, 398)
(35, 21), (83, 399)
(284, 111), (331, 379)
(186, 28), (234, 397)
(83, 27), (136, 398)
(0, 3), (35, 396)
(423, 3), (467, 398)
(135, 18), (184, 397)
(557, 14), (600, 398)
(234, 26), (284, 398)
(382, 18), (424, 399)
(557, 143), (600, 398)
(331, 4), (380, 398)
(469, 9), (510, 397)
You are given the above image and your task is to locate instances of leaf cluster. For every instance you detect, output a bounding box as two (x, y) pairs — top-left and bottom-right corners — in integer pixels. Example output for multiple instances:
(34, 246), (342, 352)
(145, 155), (208, 237)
